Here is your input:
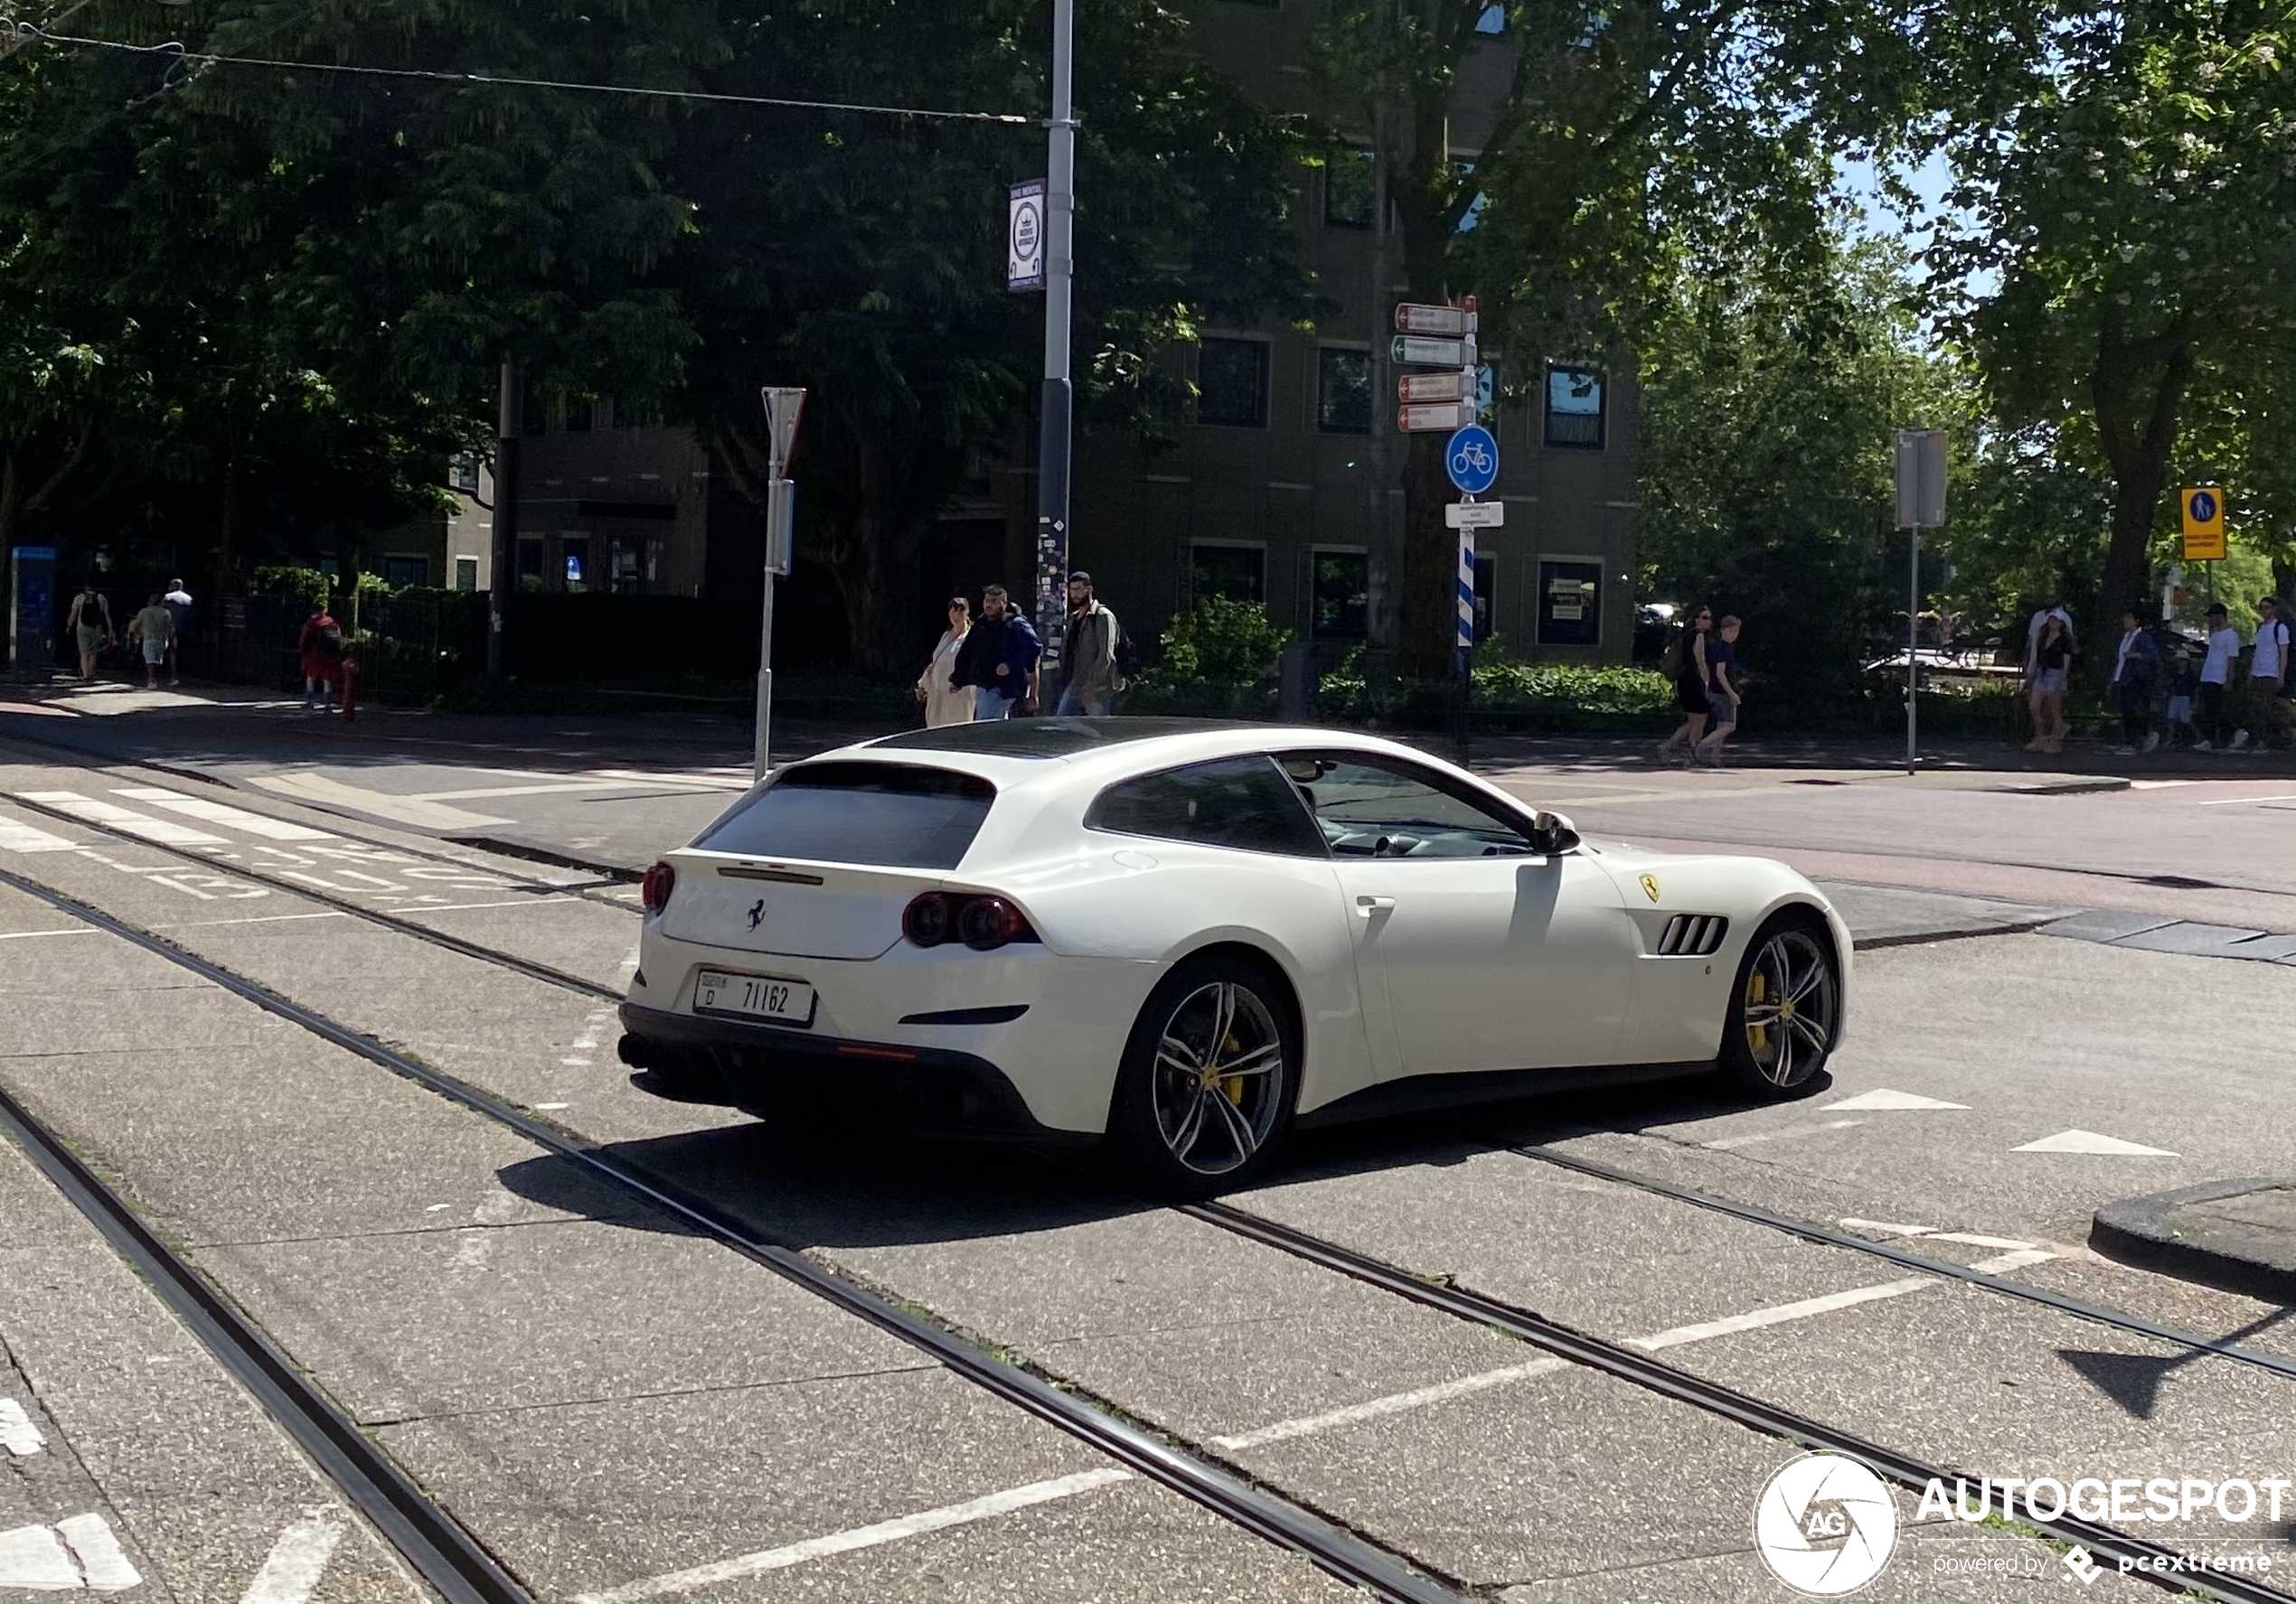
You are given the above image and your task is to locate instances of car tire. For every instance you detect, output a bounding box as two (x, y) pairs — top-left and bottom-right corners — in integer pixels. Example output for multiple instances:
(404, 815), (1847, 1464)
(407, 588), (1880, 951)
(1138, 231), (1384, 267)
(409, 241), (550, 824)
(1720, 913), (1840, 1099)
(1108, 953), (1301, 1198)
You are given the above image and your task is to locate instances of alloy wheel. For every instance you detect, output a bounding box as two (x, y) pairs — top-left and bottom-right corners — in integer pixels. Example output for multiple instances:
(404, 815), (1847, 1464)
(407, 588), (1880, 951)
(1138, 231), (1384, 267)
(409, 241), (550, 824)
(1151, 980), (1284, 1176)
(1741, 928), (1836, 1087)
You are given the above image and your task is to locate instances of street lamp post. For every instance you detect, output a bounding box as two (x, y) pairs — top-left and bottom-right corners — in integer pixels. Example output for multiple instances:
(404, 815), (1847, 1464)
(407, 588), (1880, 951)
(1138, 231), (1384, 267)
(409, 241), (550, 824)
(1033, 0), (1076, 705)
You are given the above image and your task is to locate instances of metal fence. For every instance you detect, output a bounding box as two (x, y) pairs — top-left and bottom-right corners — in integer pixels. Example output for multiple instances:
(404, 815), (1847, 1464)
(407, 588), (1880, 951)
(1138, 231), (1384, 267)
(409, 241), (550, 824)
(191, 590), (487, 705)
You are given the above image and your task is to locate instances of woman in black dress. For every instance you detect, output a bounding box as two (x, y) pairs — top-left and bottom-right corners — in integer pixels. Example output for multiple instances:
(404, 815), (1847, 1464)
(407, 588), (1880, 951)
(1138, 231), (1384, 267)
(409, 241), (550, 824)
(1657, 605), (1714, 764)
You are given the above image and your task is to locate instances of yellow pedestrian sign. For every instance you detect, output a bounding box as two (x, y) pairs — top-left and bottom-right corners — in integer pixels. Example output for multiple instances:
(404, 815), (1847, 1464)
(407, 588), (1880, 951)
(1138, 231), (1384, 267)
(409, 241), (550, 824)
(2181, 486), (2226, 561)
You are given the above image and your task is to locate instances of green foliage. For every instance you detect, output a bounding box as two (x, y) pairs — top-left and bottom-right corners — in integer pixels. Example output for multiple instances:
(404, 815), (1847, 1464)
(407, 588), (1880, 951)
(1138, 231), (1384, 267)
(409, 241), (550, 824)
(249, 566), (330, 606)
(1139, 596), (1292, 687)
(1318, 660), (1671, 728)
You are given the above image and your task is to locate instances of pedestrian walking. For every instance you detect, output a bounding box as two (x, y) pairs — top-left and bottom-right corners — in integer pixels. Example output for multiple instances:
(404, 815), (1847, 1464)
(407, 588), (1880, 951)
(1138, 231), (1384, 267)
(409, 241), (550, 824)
(1655, 605), (1714, 764)
(2026, 613), (2073, 754)
(161, 578), (193, 686)
(2195, 603), (2240, 752)
(2024, 593), (2075, 743)
(2107, 607), (2159, 755)
(2248, 596), (2290, 749)
(2165, 652), (2198, 748)
(949, 584), (1040, 721)
(1694, 615), (1743, 766)
(914, 597), (977, 727)
(1056, 571), (1127, 718)
(127, 593), (174, 689)
(298, 602), (343, 713)
(65, 582), (112, 680)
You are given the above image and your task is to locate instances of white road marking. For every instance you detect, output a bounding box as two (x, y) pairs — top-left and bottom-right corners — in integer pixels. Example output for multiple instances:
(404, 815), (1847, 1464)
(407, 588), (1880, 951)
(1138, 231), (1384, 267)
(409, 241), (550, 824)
(152, 912), (347, 930)
(1822, 1089), (1971, 1112)
(2012, 1129), (2179, 1157)
(1209, 1358), (1573, 1450)
(247, 774), (512, 830)
(56, 1514), (140, 1591)
(110, 788), (334, 841)
(0, 1399), (44, 1456)
(21, 792), (225, 846)
(406, 780), (644, 802)
(0, 818), (80, 853)
(238, 1514), (344, 1604)
(534, 1102), (570, 1111)
(1837, 1218), (1938, 1237)
(1702, 1118), (1861, 1149)
(0, 1522), (80, 1590)
(1924, 1232), (2037, 1251)
(584, 768), (751, 792)
(2197, 792), (2296, 804)
(399, 898), (565, 915)
(569, 1468), (1133, 1604)
(1973, 1248), (2058, 1273)
(0, 928), (99, 942)
(1631, 1279), (1938, 1350)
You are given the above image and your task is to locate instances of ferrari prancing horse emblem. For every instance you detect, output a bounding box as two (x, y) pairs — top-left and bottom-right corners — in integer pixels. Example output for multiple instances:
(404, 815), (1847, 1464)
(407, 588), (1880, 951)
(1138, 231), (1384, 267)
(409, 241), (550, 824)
(1640, 875), (1661, 903)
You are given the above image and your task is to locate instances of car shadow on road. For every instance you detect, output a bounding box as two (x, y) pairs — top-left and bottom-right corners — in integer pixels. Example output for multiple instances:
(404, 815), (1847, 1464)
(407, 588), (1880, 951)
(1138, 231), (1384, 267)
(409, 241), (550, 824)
(491, 1065), (1822, 1252)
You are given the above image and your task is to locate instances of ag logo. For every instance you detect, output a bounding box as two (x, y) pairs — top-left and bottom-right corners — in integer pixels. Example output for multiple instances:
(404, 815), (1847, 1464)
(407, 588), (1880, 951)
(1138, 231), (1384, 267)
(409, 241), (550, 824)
(1754, 1452), (1898, 1596)
(1640, 874), (1661, 903)
(746, 897), (766, 932)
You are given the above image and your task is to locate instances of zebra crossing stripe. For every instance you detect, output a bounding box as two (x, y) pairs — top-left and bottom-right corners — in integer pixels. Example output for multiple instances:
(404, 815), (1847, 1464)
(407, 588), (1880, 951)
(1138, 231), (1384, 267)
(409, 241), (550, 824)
(19, 792), (226, 846)
(110, 788), (334, 841)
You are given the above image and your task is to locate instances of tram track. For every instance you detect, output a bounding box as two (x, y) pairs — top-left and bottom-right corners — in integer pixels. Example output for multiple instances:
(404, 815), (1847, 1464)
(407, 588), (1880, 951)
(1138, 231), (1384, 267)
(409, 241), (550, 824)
(0, 860), (1463, 1604)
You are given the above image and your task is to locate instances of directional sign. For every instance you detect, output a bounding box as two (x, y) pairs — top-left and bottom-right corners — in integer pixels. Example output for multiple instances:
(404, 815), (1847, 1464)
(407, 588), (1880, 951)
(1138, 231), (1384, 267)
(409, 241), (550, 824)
(1395, 302), (1477, 337)
(1399, 401), (1472, 433)
(1007, 181), (1046, 292)
(1444, 501), (1504, 529)
(1398, 370), (1473, 404)
(1445, 424), (1499, 495)
(1393, 335), (1467, 368)
(2181, 486), (2226, 560)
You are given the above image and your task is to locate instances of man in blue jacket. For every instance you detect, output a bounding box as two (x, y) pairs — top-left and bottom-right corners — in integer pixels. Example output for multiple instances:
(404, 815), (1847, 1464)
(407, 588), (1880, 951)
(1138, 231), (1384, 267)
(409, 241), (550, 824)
(951, 584), (1040, 720)
(2108, 605), (2160, 755)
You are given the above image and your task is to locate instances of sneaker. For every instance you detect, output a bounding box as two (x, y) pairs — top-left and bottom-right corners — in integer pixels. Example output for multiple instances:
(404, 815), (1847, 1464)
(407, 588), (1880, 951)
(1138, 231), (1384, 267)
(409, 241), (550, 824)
(2142, 730), (2160, 753)
(2232, 728), (2251, 750)
(2194, 739), (2214, 752)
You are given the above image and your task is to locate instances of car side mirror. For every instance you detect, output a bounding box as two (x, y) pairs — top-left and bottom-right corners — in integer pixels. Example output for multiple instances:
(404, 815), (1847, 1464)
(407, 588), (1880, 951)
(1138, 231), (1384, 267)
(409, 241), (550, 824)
(1529, 810), (1580, 856)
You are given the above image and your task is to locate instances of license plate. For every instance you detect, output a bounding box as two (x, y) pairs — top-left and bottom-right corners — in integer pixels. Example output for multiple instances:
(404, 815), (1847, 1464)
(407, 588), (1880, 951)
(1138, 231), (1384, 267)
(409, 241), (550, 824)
(692, 969), (816, 1027)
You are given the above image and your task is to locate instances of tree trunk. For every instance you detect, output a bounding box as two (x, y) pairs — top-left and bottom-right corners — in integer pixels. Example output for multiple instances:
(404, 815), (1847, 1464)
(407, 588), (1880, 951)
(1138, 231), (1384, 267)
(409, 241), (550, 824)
(2091, 307), (2195, 621)
(822, 426), (924, 676)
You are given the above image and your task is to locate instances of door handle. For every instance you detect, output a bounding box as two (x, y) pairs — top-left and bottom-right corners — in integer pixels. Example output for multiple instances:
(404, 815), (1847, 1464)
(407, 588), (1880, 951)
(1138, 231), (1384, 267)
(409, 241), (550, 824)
(1356, 895), (1395, 915)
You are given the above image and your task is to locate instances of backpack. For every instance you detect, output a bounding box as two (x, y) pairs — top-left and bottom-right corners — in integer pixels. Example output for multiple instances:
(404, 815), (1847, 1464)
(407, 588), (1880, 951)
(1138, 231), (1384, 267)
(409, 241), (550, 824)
(1114, 619), (1141, 680)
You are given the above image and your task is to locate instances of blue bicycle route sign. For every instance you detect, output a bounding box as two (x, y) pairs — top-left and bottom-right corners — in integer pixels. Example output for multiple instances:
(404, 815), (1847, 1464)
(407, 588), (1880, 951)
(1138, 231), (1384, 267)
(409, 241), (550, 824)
(1446, 424), (1498, 496)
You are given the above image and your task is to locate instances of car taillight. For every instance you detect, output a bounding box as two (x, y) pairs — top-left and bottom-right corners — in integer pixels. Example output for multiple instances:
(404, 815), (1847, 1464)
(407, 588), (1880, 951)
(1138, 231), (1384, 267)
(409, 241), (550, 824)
(641, 861), (675, 915)
(903, 892), (1038, 952)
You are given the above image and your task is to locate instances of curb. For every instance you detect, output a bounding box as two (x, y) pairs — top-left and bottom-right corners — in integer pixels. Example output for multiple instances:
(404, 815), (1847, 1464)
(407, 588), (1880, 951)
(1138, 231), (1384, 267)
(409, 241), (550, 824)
(2091, 1177), (2296, 1303)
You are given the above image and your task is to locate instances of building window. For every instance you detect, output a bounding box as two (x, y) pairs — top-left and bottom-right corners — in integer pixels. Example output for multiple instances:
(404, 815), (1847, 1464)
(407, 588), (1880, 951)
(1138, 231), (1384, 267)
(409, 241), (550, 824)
(1318, 348), (1371, 434)
(380, 555), (428, 589)
(1473, 551), (1496, 643)
(455, 557), (480, 592)
(1324, 148), (1374, 229)
(1537, 559), (1602, 647)
(1191, 542), (1266, 605)
(1544, 364), (1605, 449)
(1310, 549), (1369, 638)
(451, 452), (481, 494)
(1197, 339), (1269, 429)
(516, 539), (546, 581)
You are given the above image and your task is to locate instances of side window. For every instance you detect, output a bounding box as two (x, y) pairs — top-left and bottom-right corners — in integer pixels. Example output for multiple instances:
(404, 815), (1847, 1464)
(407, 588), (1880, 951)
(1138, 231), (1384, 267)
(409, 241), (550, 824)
(1278, 755), (1535, 858)
(1086, 755), (1327, 858)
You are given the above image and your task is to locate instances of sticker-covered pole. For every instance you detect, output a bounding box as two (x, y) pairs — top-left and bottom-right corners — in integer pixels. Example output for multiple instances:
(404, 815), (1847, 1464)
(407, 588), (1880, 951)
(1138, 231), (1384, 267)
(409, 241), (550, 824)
(1034, 0), (1076, 706)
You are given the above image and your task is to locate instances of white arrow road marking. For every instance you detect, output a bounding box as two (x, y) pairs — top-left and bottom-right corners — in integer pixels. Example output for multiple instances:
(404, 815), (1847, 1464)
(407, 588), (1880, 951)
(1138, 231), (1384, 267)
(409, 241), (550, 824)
(238, 1513), (344, 1604)
(110, 789), (334, 841)
(246, 774), (513, 830)
(21, 792), (225, 846)
(569, 1468), (1133, 1604)
(2012, 1130), (2179, 1157)
(0, 1514), (142, 1591)
(1822, 1089), (1971, 1112)
(0, 1398), (44, 1456)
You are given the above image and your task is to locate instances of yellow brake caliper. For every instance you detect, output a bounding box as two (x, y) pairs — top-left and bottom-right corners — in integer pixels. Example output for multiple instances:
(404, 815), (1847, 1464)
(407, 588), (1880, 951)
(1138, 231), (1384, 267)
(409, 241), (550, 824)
(1747, 971), (1769, 1055)
(1221, 1035), (1247, 1104)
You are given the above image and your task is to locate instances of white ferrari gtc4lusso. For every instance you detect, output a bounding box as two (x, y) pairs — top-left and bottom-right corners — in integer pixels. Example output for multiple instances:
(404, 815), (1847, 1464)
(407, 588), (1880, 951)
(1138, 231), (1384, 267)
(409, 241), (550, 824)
(617, 719), (1851, 1193)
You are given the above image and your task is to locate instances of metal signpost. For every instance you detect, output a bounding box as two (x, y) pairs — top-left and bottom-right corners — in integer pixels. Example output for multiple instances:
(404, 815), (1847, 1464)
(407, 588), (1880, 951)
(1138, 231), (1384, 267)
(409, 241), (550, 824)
(487, 361), (519, 677)
(752, 386), (805, 783)
(6, 545), (55, 681)
(1030, 0), (1077, 700)
(1894, 429), (1948, 776)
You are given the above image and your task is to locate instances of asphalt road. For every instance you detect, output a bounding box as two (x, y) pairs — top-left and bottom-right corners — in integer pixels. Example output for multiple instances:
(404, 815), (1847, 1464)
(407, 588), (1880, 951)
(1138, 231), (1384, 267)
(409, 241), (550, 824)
(1, 688), (2291, 1603)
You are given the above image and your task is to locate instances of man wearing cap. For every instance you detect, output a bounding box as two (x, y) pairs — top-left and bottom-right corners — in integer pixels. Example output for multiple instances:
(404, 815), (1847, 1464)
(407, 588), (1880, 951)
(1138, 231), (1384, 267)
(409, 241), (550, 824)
(1056, 571), (1126, 718)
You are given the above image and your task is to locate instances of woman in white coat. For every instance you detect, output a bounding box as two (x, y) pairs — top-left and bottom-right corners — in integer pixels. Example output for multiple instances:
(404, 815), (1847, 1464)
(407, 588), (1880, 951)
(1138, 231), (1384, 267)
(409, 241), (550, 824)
(915, 597), (976, 727)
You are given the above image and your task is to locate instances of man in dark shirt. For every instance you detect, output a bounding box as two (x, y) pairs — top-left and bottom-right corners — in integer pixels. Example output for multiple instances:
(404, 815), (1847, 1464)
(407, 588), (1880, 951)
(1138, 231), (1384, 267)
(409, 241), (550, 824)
(949, 585), (1040, 720)
(1696, 615), (1743, 766)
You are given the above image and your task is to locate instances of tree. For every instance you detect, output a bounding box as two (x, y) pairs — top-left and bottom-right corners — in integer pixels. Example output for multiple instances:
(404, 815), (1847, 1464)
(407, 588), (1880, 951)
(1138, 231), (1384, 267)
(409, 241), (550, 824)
(1934, 0), (2296, 617)
(673, 0), (1313, 671)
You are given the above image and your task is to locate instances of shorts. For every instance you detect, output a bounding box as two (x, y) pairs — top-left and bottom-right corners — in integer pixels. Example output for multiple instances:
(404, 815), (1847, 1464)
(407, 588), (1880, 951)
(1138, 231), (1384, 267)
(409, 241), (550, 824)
(141, 638), (166, 665)
(2031, 669), (2065, 695)
(1708, 694), (1737, 728)
(2167, 695), (2192, 725)
(75, 624), (103, 657)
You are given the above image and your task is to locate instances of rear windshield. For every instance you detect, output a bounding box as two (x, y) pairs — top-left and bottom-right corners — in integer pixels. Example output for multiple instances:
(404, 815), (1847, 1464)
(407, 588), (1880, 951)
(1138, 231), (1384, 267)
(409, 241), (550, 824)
(692, 762), (994, 868)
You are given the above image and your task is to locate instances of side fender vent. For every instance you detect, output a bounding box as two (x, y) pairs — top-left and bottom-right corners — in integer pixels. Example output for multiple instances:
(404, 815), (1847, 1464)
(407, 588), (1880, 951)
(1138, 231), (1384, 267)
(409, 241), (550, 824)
(1657, 914), (1728, 956)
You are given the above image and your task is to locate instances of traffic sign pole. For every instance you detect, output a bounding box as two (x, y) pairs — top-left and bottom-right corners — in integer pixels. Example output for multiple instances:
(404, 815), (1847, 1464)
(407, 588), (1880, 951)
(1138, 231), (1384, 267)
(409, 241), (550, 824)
(1035, 0), (1077, 703)
(753, 386), (805, 783)
(1894, 429), (1948, 777)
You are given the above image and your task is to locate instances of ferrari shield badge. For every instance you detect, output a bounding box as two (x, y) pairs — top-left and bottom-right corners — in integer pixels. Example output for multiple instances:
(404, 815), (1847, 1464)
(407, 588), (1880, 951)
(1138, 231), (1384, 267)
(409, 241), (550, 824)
(1639, 874), (1661, 903)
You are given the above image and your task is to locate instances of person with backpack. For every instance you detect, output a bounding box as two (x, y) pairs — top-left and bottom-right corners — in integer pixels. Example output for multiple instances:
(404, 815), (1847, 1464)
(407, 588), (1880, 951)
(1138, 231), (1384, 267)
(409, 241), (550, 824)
(2246, 595), (2290, 749)
(1655, 605), (1715, 764)
(1056, 571), (1129, 718)
(298, 601), (344, 713)
(66, 582), (113, 680)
